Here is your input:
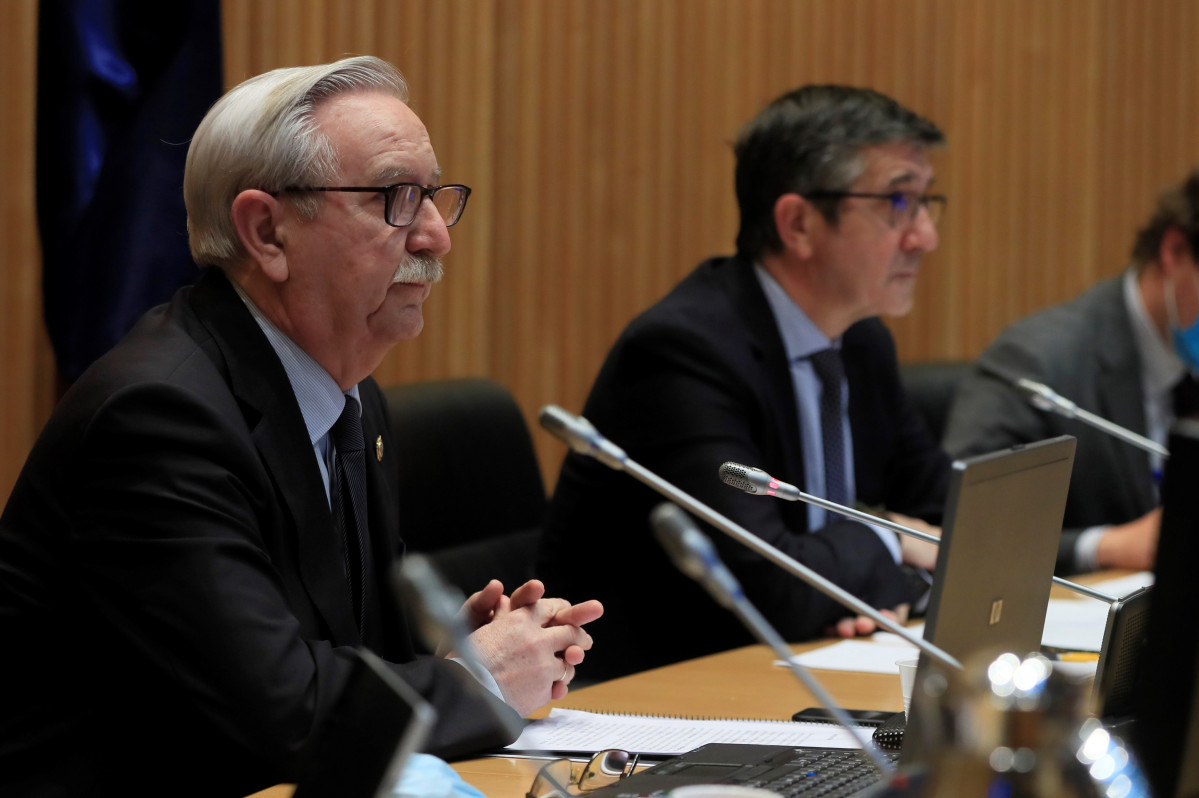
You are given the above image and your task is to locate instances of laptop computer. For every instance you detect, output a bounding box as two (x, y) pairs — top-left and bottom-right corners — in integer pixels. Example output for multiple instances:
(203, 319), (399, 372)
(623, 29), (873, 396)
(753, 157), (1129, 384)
(588, 436), (1077, 798)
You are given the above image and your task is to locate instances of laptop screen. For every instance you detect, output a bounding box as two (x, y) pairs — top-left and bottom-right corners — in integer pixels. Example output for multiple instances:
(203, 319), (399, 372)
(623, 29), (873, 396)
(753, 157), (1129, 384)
(904, 435), (1076, 763)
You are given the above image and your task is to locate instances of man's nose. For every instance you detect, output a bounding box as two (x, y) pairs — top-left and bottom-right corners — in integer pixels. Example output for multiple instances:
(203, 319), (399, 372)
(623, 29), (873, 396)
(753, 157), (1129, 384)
(406, 197), (452, 256)
(903, 205), (939, 253)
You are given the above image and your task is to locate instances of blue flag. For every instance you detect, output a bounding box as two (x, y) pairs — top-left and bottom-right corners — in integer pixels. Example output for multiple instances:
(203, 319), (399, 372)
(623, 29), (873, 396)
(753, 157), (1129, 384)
(37, 0), (223, 382)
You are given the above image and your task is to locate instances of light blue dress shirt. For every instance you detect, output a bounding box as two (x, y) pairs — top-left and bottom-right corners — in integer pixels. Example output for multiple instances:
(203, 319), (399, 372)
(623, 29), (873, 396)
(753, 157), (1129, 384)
(754, 265), (902, 562)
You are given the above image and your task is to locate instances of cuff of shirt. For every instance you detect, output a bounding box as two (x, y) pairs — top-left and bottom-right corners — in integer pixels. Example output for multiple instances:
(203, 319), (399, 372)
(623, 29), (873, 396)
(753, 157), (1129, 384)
(1074, 526), (1109, 572)
(449, 656), (507, 704)
(869, 523), (904, 563)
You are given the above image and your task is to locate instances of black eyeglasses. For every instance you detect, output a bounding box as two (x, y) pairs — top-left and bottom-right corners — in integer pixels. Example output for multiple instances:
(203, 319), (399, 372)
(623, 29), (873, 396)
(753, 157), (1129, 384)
(279, 182), (472, 227)
(804, 189), (946, 227)
(527, 749), (640, 798)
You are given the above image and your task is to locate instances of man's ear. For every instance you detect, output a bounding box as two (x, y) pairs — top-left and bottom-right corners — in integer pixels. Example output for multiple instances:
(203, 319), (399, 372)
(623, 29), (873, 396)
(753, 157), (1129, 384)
(230, 189), (289, 283)
(773, 193), (818, 260)
(1159, 226), (1196, 275)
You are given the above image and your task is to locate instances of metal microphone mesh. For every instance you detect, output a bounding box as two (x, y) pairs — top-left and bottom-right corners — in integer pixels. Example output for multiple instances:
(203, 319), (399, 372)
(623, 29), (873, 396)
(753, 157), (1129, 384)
(538, 405), (571, 440)
(718, 461), (759, 494)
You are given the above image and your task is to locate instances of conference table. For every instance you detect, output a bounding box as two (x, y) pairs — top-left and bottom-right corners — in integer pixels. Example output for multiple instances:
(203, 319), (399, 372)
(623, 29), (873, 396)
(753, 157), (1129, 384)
(250, 570), (1122, 798)
(247, 637), (906, 798)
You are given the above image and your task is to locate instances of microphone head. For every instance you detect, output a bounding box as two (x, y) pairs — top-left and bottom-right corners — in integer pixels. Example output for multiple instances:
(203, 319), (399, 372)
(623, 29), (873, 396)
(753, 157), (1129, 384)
(649, 502), (710, 582)
(537, 404), (628, 470)
(538, 404), (579, 442)
(393, 554), (467, 652)
(718, 461), (765, 494)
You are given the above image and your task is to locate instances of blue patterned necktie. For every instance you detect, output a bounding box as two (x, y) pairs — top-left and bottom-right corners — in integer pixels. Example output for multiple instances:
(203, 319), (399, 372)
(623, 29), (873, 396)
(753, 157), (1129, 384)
(330, 396), (371, 635)
(809, 349), (849, 506)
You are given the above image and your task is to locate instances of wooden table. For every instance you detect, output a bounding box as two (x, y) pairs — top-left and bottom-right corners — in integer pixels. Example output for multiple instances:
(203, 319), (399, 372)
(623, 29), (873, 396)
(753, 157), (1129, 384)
(451, 639), (901, 796)
(246, 637), (900, 798)
(250, 570), (1129, 796)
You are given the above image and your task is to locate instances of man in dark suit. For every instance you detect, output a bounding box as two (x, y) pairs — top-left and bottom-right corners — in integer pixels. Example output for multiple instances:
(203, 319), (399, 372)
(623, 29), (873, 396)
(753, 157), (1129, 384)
(944, 169), (1199, 574)
(539, 85), (951, 680)
(0, 56), (600, 797)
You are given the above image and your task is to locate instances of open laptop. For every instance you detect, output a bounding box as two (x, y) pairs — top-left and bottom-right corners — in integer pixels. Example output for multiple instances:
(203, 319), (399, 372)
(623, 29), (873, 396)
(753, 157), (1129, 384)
(588, 436), (1077, 798)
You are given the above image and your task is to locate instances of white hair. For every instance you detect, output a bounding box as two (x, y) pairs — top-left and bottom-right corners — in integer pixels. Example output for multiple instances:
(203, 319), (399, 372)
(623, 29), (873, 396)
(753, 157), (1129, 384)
(184, 56), (409, 268)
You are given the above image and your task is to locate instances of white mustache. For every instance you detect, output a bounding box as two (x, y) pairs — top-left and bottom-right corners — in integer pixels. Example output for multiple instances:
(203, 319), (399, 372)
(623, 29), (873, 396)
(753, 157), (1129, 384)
(392, 254), (444, 284)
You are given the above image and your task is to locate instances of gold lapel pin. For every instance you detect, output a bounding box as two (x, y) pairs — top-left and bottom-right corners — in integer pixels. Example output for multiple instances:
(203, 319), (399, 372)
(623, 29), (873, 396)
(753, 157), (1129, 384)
(375, 435), (384, 462)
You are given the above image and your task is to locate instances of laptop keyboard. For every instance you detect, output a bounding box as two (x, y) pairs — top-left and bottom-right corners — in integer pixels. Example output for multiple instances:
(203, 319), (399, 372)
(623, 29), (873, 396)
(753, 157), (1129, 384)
(739, 749), (899, 797)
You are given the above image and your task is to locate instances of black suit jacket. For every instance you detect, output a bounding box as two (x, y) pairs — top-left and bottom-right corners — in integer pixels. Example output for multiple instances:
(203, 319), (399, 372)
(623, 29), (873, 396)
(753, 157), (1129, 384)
(0, 269), (515, 798)
(539, 256), (950, 680)
(943, 275), (1157, 573)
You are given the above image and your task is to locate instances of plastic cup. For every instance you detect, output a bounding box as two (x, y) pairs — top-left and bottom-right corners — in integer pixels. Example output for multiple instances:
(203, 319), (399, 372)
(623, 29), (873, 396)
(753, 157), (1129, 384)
(896, 658), (919, 719)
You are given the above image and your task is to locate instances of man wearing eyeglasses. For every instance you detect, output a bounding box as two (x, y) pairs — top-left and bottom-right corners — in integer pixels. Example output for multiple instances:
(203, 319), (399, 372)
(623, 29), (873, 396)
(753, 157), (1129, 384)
(0, 57), (601, 798)
(539, 85), (951, 681)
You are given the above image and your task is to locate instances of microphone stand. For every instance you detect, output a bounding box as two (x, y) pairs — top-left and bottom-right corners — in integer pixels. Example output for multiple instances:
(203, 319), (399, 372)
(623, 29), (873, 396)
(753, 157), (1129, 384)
(977, 360), (1168, 459)
(718, 462), (1118, 604)
(651, 502), (896, 779)
(539, 405), (962, 671)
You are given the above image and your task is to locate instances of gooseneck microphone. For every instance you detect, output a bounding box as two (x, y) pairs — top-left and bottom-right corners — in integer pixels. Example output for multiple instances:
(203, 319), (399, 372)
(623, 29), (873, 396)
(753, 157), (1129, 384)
(978, 361), (1169, 459)
(719, 461), (1117, 604)
(651, 502), (895, 778)
(538, 405), (961, 670)
(718, 462), (939, 544)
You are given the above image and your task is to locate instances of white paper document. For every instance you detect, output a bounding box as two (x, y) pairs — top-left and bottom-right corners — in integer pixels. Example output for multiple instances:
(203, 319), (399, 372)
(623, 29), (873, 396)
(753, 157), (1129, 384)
(1041, 597), (1110, 652)
(1089, 571), (1153, 598)
(778, 640), (917, 674)
(505, 708), (866, 757)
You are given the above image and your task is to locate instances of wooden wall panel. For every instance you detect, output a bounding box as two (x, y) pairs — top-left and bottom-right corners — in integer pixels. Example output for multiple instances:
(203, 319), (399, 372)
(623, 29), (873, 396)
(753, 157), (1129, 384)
(3, 0), (1199, 502)
(0, 1), (54, 504)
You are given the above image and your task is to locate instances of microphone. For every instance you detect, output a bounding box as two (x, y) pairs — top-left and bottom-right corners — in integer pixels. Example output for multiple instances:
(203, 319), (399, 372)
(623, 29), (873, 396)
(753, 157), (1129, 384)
(719, 462), (939, 544)
(538, 405), (628, 470)
(391, 555), (525, 742)
(538, 405), (961, 670)
(719, 461), (1117, 604)
(977, 361), (1169, 459)
(651, 502), (896, 778)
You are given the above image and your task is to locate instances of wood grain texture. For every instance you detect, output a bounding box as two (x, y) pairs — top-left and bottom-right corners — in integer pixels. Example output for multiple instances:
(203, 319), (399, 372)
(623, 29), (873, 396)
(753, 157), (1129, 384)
(3, 0), (1198, 500)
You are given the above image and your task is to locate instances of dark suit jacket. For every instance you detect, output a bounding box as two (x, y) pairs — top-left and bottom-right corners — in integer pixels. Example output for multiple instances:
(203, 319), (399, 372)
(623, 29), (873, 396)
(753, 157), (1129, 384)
(538, 256), (950, 680)
(943, 275), (1157, 573)
(0, 269), (515, 798)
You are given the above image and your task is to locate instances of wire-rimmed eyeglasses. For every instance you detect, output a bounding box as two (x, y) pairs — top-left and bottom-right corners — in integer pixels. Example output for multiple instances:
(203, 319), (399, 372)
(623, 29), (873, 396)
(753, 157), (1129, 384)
(527, 749), (640, 798)
(804, 189), (946, 228)
(278, 182), (472, 228)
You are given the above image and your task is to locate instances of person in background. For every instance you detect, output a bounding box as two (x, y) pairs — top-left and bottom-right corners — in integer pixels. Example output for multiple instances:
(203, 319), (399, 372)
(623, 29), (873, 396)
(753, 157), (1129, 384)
(539, 84), (950, 680)
(0, 56), (601, 797)
(944, 169), (1199, 574)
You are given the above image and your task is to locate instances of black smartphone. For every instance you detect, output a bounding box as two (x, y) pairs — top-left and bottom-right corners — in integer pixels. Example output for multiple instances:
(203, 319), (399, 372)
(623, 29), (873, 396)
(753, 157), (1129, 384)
(791, 707), (899, 728)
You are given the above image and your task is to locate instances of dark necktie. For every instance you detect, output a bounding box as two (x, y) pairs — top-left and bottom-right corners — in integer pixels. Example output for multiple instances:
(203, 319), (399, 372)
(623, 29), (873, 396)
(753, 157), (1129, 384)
(809, 348), (849, 506)
(330, 396), (371, 635)
(1173, 373), (1199, 420)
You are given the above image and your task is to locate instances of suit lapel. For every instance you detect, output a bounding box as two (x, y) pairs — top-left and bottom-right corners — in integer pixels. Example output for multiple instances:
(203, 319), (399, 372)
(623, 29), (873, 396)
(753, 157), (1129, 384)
(719, 258), (810, 505)
(1093, 281), (1156, 509)
(187, 270), (360, 645)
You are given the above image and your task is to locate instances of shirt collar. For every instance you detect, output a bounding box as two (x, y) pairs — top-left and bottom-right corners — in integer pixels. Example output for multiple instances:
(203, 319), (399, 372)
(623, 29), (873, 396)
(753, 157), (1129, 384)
(754, 263), (838, 359)
(230, 281), (360, 445)
(1124, 266), (1184, 396)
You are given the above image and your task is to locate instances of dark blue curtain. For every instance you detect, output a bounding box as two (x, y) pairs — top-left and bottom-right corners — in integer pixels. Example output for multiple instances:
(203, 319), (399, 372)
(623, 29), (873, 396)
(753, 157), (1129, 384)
(37, 0), (223, 382)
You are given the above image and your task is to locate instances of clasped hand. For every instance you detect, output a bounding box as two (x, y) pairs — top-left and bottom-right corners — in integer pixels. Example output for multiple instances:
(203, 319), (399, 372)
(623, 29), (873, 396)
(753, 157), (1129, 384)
(445, 579), (603, 715)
